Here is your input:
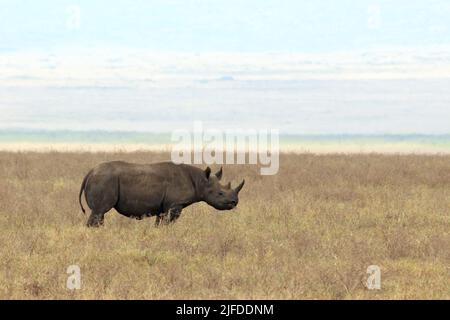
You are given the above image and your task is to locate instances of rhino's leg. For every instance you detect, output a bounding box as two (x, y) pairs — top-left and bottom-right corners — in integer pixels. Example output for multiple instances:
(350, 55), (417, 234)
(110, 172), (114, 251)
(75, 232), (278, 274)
(155, 212), (169, 227)
(85, 175), (119, 228)
(154, 206), (182, 227)
(168, 207), (182, 223)
(87, 211), (106, 227)
(154, 215), (162, 227)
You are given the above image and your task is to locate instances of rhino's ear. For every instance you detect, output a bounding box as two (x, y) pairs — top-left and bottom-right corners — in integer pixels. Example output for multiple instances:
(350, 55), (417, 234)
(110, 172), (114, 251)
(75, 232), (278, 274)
(204, 166), (212, 179)
(215, 167), (223, 180)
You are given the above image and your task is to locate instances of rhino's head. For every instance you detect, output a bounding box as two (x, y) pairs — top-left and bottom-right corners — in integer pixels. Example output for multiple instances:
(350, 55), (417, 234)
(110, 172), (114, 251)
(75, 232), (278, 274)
(202, 167), (245, 210)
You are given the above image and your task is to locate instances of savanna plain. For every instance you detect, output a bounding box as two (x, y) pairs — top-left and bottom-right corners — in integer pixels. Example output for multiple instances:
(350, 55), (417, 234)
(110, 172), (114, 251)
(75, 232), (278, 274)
(0, 151), (449, 299)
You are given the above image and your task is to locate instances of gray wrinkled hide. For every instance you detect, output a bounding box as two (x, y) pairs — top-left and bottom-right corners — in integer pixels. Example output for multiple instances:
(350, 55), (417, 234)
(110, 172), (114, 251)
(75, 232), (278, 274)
(79, 161), (244, 227)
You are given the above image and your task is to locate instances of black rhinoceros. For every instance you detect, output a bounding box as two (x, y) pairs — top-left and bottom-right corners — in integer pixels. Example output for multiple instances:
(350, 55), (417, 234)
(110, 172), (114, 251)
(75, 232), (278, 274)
(79, 161), (245, 227)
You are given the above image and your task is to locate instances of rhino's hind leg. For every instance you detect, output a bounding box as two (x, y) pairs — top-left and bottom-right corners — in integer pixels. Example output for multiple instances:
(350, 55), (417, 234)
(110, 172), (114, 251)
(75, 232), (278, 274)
(87, 211), (106, 227)
(85, 174), (119, 228)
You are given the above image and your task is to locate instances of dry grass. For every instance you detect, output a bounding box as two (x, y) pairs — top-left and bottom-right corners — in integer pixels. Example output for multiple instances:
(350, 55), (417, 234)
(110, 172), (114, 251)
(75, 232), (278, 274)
(0, 151), (449, 299)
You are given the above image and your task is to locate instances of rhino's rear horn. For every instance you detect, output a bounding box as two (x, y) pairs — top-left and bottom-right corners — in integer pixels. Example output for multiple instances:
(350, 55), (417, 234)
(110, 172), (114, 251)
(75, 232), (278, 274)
(205, 167), (212, 179)
(234, 179), (245, 193)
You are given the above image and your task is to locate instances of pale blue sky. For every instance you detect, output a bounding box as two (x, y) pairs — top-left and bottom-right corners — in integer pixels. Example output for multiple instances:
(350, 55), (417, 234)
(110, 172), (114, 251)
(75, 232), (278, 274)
(1, 0), (449, 52)
(1, 1), (450, 134)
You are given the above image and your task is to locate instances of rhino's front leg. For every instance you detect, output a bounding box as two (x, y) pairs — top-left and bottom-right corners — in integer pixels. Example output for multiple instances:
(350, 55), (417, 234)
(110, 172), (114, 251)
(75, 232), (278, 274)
(154, 215), (162, 227)
(168, 206), (183, 223)
(155, 206), (183, 227)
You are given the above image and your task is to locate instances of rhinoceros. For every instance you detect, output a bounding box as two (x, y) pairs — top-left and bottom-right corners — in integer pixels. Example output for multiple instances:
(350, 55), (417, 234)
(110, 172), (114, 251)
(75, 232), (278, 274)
(78, 161), (245, 227)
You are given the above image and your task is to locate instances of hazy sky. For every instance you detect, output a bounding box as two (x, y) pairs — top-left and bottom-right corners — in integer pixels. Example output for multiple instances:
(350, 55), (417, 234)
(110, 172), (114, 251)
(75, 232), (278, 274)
(1, 1), (450, 134)
(1, 0), (449, 52)
(2, 0), (449, 83)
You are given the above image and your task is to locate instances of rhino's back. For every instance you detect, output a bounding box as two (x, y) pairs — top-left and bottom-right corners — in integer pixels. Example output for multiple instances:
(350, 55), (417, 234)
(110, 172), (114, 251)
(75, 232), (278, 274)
(92, 160), (183, 179)
(91, 161), (193, 216)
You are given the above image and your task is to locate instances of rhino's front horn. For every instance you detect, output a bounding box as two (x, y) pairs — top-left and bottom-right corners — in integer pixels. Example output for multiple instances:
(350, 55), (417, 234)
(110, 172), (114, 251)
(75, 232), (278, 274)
(215, 167), (223, 180)
(234, 179), (245, 193)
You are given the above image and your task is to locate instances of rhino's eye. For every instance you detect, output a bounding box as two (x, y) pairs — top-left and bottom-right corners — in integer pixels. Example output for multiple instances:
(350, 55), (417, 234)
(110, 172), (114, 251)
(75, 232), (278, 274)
(218, 192), (224, 196)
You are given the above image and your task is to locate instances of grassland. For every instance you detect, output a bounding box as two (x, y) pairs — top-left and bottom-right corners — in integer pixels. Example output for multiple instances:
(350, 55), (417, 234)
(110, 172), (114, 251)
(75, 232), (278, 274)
(0, 151), (449, 299)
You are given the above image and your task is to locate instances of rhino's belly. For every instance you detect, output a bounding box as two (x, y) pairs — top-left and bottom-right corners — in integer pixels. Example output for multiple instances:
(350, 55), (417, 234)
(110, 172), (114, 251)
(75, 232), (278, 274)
(114, 199), (161, 217)
(114, 177), (166, 217)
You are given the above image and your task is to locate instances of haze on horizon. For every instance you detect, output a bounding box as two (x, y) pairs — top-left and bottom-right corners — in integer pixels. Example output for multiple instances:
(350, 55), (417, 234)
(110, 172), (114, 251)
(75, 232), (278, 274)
(1, 0), (450, 134)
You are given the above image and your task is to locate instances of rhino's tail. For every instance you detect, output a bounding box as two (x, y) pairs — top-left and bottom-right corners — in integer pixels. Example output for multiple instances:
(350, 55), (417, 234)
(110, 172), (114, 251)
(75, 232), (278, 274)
(79, 169), (93, 214)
